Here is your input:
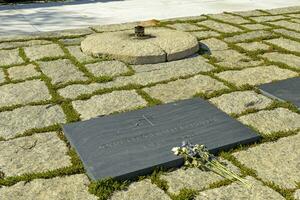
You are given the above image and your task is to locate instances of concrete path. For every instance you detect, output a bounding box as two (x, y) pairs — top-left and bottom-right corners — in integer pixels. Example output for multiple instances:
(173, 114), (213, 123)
(0, 0), (300, 35)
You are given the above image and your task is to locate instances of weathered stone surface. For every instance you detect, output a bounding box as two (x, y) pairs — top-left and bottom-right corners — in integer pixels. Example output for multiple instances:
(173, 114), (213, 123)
(81, 28), (199, 64)
(232, 10), (268, 17)
(261, 52), (300, 70)
(7, 64), (40, 80)
(91, 22), (139, 32)
(131, 55), (209, 73)
(0, 105), (66, 139)
(110, 180), (171, 200)
(161, 159), (240, 194)
(0, 69), (5, 83)
(233, 133), (300, 188)
(0, 132), (71, 177)
(241, 24), (271, 30)
(265, 37), (300, 53)
(200, 38), (228, 51)
(209, 91), (273, 115)
(0, 80), (51, 107)
(143, 74), (228, 103)
(288, 13), (300, 18)
(66, 46), (96, 63)
(72, 90), (147, 120)
(116, 56), (214, 86)
(24, 44), (65, 61)
(268, 20), (300, 32)
(224, 30), (273, 43)
(167, 23), (205, 31)
(197, 20), (243, 33)
(163, 15), (207, 22)
(236, 42), (270, 51)
(291, 18), (300, 24)
(273, 29), (300, 40)
(238, 108), (300, 135)
(189, 30), (221, 39)
(216, 65), (298, 86)
(86, 60), (129, 77)
(0, 49), (23, 66)
(266, 6), (300, 15)
(59, 37), (84, 46)
(0, 40), (51, 50)
(250, 15), (288, 22)
(195, 176), (285, 200)
(208, 13), (251, 24)
(295, 190), (300, 200)
(38, 59), (88, 85)
(0, 174), (97, 200)
(58, 81), (124, 99)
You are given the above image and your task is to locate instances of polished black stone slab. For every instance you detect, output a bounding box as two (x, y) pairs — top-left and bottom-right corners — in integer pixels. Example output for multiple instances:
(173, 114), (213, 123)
(62, 98), (260, 181)
(259, 77), (300, 109)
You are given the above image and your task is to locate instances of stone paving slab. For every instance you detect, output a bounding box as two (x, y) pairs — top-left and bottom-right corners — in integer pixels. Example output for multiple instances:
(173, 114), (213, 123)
(215, 65), (298, 86)
(261, 52), (300, 70)
(0, 40), (52, 50)
(241, 24), (271, 31)
(224, 30), (273, 43)
(7, 64), (41, 81)
(0, 174), (97, 200)
(0, 132), (71, 177)
(85, 60), (129, 77)
(167, 23), (206, 32)
(0, 69), (5, 83)
(209, 91), (273, 115)
(0, 80), (51, 107)
(233, 133), (300, 189)
(266, 6), (300, 15)
(195, 176), (285, 200)
(238, 108), (300, 135)
(197, 20), (243, 33)
(66, 45), (96, 63)
(250, 15), (289, 22)
(265, 37), (300, 53)
(295, 190), (300, 200)
(143, 74), (228, 103)
(200, 38), (229, 51)
(268, 20), (300, 32)
(72, 90), (147, 120)
(236, 42), (270, 51)
(24, 44), (65, 61)
(208, 13), (251, 24)
(0, 49), (24, 66)
(0, 105), (66, 139)
(189, 30), (221, 39)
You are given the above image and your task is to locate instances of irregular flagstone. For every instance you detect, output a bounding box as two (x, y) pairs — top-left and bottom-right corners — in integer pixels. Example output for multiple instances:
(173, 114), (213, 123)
(236, 42), (270, 51)
(0, 80), (51, 107)
(250, 15), (288, 22)
(91, 22), (139, 32)
(209, 91), (273, 115)
(7, 64), (40, 81)
(295, 190), (300, 200)
(264, 37), (300, 53)
(131, 55), (210, 73)
(224, 30), (273, 43)
(288, 14), (300, 18)
(0, 69), (5, 83)
(291, 18), (300, 24)
(115, 56), (214, 86)
(261, 52), (300, 70)
(273, 29), (300, 40)
(161, 159), (240, 194)
(85, 60), (129, 77)
(268, 20), (300, 32)
(215, 65), (298, 86)
(58, 81), (124, 99)
(0, 49), (23, 66)
(197, 20), (243, 33)
(72, 90), (147, 120)
(143, 74), (228, 103)
(0, 132), (71, 177)
(66, 45), (96, 63)
(0, 40), (52, 50)
(189, 30), (221, 39)
(238, 108), (300, 135)
(167, 23), (205, 31)
(217, 60), (263, 69)
(0, 174), (97, 200)
(195, 176), (285, 200)
(233, 133), (300, 189)
(24, 44), (65, 61)
(110, 180), (171, 200)
(0, 104), (66, 139)
(200, 38), (229, 51)
(38, 59), (88, 85)
(59, 37), (85, 46)
(266, 6), (300, 15)
(232, 10), (268, 17)
(208, 13), (251, 24)
(241, 24), (271, 30)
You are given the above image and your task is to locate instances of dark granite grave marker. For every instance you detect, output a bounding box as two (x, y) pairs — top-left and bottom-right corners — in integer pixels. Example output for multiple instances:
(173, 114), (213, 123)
(63, 98), (260, 181)
(259, 77), (300, 109)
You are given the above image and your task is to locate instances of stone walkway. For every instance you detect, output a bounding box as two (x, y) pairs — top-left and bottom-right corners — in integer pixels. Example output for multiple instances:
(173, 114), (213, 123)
(0, 5), (300, 200)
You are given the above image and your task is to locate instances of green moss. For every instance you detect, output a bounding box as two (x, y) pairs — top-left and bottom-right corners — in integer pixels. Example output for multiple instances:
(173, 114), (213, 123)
(136, 89), (162, 106)
(61, 101), (81, 123)
(169, 188), (199, 200)
(207, 179), (234, 190)
(150, 168), (169, 191)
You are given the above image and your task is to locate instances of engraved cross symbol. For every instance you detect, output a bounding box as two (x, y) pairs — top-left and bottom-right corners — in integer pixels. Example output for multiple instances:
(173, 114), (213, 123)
(135, 115), (155, 127)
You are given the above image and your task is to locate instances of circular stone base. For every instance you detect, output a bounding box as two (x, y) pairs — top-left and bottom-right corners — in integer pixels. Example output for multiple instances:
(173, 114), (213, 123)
(81, 28), (199, 65)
